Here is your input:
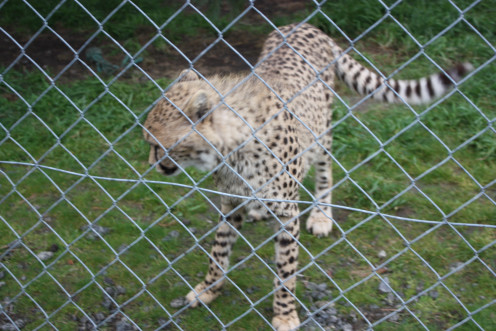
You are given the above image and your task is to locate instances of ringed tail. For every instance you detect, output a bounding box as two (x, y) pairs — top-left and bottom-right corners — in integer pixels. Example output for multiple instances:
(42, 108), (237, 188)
(332, 46), (473, 105)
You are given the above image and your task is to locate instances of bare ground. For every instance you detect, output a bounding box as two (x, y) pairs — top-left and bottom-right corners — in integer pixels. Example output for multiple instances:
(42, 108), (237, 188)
(0, 26), (266, 84)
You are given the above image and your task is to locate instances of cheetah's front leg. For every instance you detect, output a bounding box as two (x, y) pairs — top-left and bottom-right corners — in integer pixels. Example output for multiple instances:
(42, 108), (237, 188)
(272, 216), (300, 331)
(186, 205), (242, 307)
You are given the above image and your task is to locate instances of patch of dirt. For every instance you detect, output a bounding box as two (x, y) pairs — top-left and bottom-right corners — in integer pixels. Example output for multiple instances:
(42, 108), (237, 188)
(0, 25), (265, 84)
(0, 0), (314, 84)
(1, 27), (93, 81)
(140, 28), (266, 80)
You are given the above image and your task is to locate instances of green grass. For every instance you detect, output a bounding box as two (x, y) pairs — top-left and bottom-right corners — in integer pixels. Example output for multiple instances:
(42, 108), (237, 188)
(0, 0), (231, 41)
(2, 0), (493, 56)
(1, 1), (496, 330)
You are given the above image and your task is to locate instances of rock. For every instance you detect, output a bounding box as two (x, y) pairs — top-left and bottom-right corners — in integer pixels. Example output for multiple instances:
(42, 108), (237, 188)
(305, 282), (319, 291)
(378, 277), (392, 293)
(0, 271), (4, 279)
(170, 297), (188, 308)
(342, 323), (353, 331)
(79, 316), (91, 330)
(0, 320), (25, 331)
(101, 284), (126, 310)
(115, 318), (134, 331)
(305, 282), (329, 300)
(7, 240), (21, 250)
(104, 277), (115, 286)
(450, 262), (465, 272)
(15, 320), (25, 329)
(162, 230), (180, 241)
(350, 310), (358, 323)
(327, 307), (337, 316)
(329, 314), (339, 323)
(429, 290), (439, 299)
(315, 301), (329, 309)
(0, 324), (17, 331)
(246, 286), (260, 294)
(102, 297), (113, 310)
(305, 282), (327, 291)
(82, 224), (110, 240)
(416, 282), (424, 294)
(94, 313), (106, 322)
(37, 251), (54, 261)
(105, 287), (116, 297)
(48, 244), (59, 252)
(157, 318), (172, 329)
(377, 250), (387, 259)
(102, 287), (116, 310)
(115, 285), (126, 295)
(385, 292), (395, 305)
(118, 244), (128, 253)
(388, 313), (400, 322)
(0, 282), (5, 288)
(306, 300), (344, 330)
(302, 321), (322, 331)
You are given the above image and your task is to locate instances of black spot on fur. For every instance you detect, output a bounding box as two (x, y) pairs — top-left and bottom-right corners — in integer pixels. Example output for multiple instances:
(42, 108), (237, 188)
(406, 84), (412, 98)
(427, 77), (435, 98)
(282, 309), (295, 315)
(278, 237), (294, 247)
(415, 82), (421, 97)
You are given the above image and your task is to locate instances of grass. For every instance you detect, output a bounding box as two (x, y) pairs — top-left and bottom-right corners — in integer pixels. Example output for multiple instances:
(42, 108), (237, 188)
(1, 1), (496, 330)
(1, 1), (208, 40)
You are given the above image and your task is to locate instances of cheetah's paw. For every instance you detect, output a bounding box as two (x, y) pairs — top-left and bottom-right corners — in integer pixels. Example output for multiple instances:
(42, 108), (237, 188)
(272, 312), (300, 331)
(306, 210), (333, 237)
(185, 282), (220, 307)
(247, 208), (265, 222)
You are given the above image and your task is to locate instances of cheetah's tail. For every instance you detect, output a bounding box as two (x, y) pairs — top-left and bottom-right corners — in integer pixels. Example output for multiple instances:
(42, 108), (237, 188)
(331, 45), (473, 105)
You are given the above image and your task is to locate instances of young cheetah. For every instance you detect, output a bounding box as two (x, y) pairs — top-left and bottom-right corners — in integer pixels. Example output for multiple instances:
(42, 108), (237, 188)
(143, 23), (471, 331)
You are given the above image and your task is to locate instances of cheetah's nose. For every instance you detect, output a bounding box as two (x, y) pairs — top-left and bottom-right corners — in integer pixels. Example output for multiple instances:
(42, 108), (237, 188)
(157, 163), (178, 175)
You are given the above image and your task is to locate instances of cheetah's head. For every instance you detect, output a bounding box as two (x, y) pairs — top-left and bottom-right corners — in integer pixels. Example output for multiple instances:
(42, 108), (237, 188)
(143, 70), (221, 176)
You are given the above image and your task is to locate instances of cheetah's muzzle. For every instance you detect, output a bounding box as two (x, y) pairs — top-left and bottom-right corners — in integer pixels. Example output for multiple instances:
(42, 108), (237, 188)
(157, 163), (178, 175)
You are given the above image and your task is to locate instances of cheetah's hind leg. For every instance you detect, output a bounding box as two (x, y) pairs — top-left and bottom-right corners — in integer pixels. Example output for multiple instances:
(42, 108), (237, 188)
(306, 156), (333, 237)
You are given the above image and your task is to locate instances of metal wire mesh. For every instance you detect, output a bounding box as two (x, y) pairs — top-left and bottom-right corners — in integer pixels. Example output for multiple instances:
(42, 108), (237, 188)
(1, 0), (495, 330)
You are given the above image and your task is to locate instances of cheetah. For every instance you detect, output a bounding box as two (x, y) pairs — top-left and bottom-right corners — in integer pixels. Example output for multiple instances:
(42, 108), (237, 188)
(143, 23), (472, 331)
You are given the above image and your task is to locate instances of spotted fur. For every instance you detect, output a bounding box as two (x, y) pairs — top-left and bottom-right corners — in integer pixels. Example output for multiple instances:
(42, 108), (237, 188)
(143, 23), (471, 330)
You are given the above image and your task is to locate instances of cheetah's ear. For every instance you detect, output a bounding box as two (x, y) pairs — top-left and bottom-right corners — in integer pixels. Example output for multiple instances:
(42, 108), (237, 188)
(178, 69), (200, 82)
(185, 90), (210, 122)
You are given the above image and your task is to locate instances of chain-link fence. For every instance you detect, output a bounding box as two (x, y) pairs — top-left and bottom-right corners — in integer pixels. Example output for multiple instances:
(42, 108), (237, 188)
(1, 0), (495, 330)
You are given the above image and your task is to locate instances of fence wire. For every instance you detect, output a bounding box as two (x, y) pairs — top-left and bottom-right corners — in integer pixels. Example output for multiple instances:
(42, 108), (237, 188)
(0, 0), (495, 330)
